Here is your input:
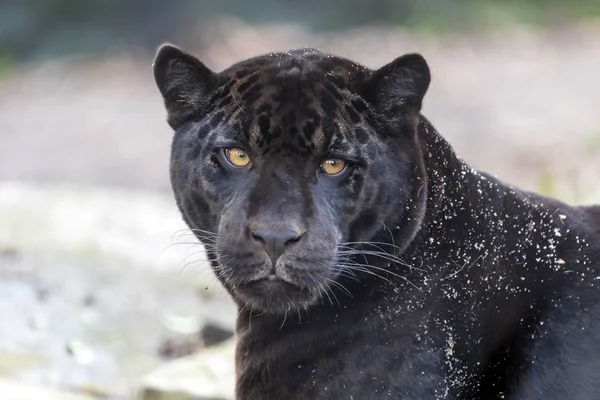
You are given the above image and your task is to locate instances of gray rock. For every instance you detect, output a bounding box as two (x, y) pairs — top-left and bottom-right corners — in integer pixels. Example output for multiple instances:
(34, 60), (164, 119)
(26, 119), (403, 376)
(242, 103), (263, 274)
(137, 339), (236, 400)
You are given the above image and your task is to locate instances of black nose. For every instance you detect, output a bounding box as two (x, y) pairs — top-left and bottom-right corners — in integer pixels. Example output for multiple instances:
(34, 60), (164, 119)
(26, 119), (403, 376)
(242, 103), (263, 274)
(251, 227), (303, 264)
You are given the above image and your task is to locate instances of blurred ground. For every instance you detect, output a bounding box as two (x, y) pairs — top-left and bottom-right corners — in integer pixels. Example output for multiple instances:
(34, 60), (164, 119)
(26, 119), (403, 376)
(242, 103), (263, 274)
(0, 18), (599, 399)
(0, 183), (237, 399)
(1, 19), (599, 201)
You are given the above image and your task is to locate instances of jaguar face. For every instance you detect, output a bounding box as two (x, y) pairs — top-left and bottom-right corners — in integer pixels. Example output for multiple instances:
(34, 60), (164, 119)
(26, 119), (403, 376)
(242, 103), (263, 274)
(154, 46), (430, 314)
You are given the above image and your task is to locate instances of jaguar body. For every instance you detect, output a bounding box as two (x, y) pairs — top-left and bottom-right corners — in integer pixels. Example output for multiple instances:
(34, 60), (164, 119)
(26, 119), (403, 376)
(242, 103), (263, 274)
(154, 45), (600, 399)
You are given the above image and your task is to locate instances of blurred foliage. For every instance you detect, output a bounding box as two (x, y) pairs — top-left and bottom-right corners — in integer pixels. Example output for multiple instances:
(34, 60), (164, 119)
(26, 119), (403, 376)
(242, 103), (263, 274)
(0, 0), (599, 62)
(537, 171), (557, 198)
(0, 51), (14, 78)
(537, 125), (600, 203)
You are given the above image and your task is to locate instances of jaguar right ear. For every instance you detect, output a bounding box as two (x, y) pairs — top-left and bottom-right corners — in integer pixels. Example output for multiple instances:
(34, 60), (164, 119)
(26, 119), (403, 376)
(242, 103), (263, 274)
(153, 44), (218, 129)
(359, 53), (431, 117)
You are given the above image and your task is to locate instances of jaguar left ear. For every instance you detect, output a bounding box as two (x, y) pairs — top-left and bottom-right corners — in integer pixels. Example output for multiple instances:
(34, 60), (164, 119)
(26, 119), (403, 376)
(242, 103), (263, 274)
(360, 53), (430, 115)
(153, 43), (218, 129)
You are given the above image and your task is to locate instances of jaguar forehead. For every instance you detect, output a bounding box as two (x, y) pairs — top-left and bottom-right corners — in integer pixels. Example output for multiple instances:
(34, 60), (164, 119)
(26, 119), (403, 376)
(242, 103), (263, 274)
(247, 62), (312, 150)
(220, 57), (369, 158)
(187, 50), (375, 172)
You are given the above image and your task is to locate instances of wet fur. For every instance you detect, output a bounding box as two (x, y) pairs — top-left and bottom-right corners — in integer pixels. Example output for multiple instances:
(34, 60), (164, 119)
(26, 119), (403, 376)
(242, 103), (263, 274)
(154, 46), (600, 399)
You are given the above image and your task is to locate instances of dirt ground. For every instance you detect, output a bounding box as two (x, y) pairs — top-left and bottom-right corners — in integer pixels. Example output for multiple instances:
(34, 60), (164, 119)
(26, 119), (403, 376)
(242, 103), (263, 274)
(0, 19), (599, 399)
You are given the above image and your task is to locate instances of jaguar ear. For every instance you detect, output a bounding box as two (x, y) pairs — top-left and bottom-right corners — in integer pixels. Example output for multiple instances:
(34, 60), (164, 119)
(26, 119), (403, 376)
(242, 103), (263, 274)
(153, 43), (218, 129)
(361, 53), (430, 116)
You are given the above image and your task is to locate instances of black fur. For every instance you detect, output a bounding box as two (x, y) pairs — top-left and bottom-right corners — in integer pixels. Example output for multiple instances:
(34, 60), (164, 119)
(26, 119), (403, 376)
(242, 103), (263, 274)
(154, 45), (600, 399)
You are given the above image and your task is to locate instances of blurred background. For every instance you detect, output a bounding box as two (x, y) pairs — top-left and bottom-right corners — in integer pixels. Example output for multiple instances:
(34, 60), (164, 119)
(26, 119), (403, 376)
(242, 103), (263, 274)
(0, 1), (599, 399)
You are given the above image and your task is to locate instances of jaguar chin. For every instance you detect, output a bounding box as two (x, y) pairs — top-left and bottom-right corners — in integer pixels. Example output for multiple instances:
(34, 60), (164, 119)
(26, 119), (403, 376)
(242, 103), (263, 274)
(234, 275), (316, 314)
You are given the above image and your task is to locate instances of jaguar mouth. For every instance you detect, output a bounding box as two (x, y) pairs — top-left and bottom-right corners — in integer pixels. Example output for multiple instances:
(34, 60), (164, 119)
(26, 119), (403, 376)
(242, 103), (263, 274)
(242, 274), (310, 295)
(235, 274), (316, 313)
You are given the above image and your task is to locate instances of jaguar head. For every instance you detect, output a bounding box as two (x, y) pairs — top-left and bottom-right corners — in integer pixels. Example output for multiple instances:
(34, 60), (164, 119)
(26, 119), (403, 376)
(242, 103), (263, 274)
(154, 45), (430, 314)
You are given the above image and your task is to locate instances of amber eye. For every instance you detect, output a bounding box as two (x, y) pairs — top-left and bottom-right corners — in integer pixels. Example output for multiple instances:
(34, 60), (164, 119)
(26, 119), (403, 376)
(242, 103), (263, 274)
(321, 158), (346, 175)
(224, 148), (250, 167)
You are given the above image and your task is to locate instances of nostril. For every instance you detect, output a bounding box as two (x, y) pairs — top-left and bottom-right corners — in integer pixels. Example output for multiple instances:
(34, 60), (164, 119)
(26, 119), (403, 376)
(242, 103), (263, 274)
(284, 230), (304, 245)
(251, 231), (265, 244)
